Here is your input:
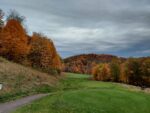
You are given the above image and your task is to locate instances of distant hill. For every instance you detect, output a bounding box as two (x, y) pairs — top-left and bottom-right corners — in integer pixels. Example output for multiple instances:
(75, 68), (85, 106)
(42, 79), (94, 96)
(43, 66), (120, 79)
(64, 54), (126, 74)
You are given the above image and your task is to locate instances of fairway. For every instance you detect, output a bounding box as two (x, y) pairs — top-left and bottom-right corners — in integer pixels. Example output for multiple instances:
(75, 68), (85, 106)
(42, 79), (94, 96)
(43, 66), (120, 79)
(13, 73), (150, 113)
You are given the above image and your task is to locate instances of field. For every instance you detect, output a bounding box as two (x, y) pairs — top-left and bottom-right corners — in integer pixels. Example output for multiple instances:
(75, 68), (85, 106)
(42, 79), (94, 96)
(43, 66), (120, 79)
(13, 73), (150, 113)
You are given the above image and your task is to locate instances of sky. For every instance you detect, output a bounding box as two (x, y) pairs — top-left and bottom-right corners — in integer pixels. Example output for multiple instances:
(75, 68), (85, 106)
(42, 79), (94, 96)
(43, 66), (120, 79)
(0, 0), (150, 58)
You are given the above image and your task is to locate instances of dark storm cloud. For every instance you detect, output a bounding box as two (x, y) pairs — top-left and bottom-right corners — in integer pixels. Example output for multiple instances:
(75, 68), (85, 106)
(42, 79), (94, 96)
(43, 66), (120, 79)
(0, 0), (150, 57)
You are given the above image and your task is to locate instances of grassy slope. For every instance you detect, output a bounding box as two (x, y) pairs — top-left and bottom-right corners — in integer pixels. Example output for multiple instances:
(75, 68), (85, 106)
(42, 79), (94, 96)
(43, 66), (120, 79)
(0, 57), (58, 103)
(13, 73), (150, 113)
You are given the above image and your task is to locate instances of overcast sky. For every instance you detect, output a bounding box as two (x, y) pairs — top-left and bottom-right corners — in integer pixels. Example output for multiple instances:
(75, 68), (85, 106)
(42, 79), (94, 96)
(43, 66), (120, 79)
(0, 0), (150, 58)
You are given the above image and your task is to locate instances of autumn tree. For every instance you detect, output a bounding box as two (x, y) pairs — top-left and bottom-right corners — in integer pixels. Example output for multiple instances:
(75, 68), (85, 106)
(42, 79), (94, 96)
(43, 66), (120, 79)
(120, 63), (129, 83)
(0, 19), (30, 63)
(125, 58), (142, 86)
(110, 58), (120, 82)
(92, 63), (110, 81)
(6, 9), (25, 24)
(28, 32), (62, 74)
(141, 59), (150, 86)
(141, 59), (150, 77)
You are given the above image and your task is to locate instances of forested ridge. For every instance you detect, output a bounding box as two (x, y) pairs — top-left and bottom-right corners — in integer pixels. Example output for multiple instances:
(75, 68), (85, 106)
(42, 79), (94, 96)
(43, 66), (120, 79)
(64, 54), (126, 74)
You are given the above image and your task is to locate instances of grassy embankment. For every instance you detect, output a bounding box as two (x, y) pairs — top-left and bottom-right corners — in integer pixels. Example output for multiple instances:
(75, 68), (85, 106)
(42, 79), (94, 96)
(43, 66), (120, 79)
(0, 57), (58, 103)
(13, 73), (150, 113)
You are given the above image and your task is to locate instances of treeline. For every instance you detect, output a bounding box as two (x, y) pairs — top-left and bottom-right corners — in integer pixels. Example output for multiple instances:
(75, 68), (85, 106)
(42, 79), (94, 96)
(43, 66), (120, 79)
(64, 54), (125, 74)
(92, 58), (150, 87)
(64, 54), (150, 87)
(0, 9), (62, 75)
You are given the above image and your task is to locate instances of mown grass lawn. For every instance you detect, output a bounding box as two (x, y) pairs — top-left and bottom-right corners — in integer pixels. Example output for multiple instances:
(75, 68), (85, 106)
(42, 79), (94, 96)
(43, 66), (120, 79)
(13, 73), (150, 113)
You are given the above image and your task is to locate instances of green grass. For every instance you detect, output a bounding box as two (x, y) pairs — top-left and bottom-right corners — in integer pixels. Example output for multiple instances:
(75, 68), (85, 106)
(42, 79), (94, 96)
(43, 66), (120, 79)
(13, 73), (150, 113)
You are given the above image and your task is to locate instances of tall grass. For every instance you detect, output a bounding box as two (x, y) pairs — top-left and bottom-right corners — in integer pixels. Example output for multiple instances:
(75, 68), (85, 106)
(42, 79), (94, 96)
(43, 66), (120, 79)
(0, 57), (58, 103)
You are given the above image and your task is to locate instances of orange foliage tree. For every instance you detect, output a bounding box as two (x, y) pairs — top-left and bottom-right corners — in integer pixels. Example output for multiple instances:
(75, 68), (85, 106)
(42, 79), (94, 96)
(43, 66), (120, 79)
(0, 19), (30, 63)
(92, 63), (110, 81)
(120, 63), (129, 83)
(28, 32), (62, 74)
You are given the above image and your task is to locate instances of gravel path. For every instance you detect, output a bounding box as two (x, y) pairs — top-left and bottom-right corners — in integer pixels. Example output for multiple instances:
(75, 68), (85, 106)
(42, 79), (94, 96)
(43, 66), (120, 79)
(0, 94), (49, 113)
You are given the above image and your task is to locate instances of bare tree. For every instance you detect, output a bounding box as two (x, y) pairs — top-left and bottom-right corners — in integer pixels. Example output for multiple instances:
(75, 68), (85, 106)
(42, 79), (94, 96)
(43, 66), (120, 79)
(0, 9), (4, 28)
(7, 9), (25, 23)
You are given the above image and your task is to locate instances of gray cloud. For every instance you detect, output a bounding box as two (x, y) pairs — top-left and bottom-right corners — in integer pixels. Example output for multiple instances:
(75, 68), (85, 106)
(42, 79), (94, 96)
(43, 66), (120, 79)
(0, 0), (150, 57)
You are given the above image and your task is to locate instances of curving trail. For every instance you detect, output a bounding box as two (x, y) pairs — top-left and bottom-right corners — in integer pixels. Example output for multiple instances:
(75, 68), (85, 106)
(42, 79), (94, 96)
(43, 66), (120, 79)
(0, 94), (49, 113)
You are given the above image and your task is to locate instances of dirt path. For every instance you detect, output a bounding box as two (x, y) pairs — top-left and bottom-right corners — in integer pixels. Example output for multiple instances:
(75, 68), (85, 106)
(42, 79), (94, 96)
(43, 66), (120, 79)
(0, 94), (49, 113)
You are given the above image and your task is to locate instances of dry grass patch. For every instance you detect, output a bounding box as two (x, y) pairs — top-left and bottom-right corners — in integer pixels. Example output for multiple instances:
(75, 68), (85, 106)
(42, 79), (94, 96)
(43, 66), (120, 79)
(0, 57), (59, 102)
(120, 83), (150, 94)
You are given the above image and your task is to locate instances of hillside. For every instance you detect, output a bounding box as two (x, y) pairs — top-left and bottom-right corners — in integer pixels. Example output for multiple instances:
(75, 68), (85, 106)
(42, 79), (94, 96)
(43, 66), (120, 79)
(64, 54), (125, 74)
(0, 57), (58, 103)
